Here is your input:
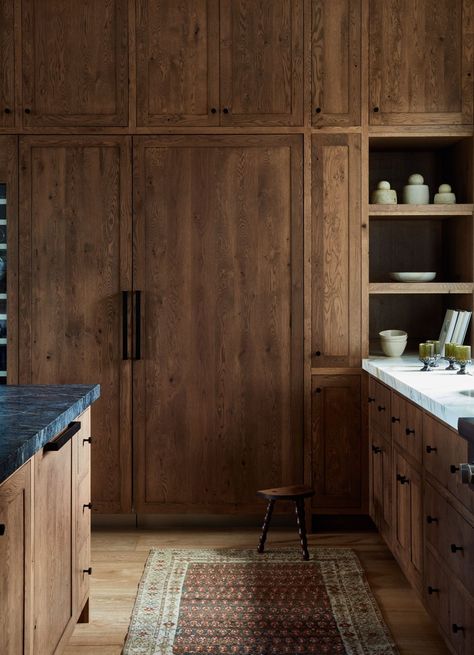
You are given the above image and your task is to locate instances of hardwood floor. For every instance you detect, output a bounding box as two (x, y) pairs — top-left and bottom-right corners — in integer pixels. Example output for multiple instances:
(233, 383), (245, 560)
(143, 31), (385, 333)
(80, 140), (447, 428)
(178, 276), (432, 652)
(64, 527), (449, 655)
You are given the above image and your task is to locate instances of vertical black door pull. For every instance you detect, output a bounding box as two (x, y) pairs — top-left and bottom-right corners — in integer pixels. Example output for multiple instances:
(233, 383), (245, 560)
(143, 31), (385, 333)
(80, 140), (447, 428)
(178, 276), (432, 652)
(122, 291), (130, 360)
(134, 290), (142, 360)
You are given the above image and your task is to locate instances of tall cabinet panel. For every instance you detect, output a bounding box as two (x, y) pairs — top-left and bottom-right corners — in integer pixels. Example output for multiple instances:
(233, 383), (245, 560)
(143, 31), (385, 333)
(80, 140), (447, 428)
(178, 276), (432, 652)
(369, 0), (474, 125)
(219, 0), (303, 126)
(133, 135), (304, 512)
(21, 0), (129, 127)
(19, 137), (132, 513)
(311, 133), (361, 368)
(0, 0), (16, 127)
(311, 0), (361, 126)
(136, 0), (220, 127)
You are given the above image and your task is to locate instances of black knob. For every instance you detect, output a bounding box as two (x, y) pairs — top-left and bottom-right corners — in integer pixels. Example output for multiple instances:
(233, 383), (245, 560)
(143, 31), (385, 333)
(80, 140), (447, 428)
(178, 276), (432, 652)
(315, 351), (321, 357)
(377, 405), (385, 412)
(450, 464), (460, 474)
(315, 387), (322, 393)
(452, 624), (464, 634)
(372, 445), (382, 454)
(426, 515), (438, 524)
(405, 428), (415, 435)
(368, 397), (375, 403)
(210, 107), (217, 114)
(315, 107), (322, 113)
(450, 544), (463, 553)
(83, 437), (93, 445)
(24, 108), (31, 114)
(427, 586), (439, 595)
(391, 416), (400, 423)
(4, 108), (11, 114)
(223, 107), (229, 114)
(83, 567), (92, 575)
(397, 473), (409, 484)
(83, 502), (93, 510)
(0, 524), (5, 536)
(373, 106), (379, 112)
(426, 445), (437, 454)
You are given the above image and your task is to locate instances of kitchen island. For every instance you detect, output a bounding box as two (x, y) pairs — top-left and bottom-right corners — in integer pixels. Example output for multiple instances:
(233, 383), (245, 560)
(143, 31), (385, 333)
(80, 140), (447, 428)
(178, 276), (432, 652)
(0, 384), (99, 655)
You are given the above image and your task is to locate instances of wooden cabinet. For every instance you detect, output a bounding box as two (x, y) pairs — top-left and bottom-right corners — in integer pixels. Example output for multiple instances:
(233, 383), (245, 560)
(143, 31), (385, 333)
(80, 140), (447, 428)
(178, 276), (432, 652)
(370, 436), (391, 540)
(311, 133), (361, 368)
(0, 461), (32, 655)
(369, 0), (474, 125)
(311, 374), (362, 511)
(0, 0), (15, 127)
(21, 0), (129, 127)
(311, 0), (361, 126)
(133, 135), (303, 512)
(19, 137), (132, 513)
(391, 392), (423, 465)
(368, 376), (391, 441)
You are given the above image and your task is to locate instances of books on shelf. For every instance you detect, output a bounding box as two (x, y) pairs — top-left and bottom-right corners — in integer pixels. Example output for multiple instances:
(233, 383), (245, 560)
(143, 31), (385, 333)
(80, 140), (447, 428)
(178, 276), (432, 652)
(438, 309), (472, 355)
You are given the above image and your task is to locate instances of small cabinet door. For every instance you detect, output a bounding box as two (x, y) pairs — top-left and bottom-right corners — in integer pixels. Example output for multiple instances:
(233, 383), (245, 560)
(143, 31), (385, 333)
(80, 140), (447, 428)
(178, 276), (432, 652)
(0, 0), (15, 127)
(312, 133), (361, 368)
(21, 0), (129, 127)
(311, 0), (361, 126)
(311, 374), (363, 511)
(220, 0), (303, 126)
(136, 0), (220, 127)
(370, 436), (391, 539)
(369, 0), (474, 125)
(0, 462), (32, 655)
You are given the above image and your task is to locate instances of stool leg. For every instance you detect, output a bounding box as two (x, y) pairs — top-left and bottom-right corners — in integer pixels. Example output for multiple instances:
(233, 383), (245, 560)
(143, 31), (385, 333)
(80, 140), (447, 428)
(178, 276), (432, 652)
(295, 499), (310, 560)
(257, 499), (275, 554)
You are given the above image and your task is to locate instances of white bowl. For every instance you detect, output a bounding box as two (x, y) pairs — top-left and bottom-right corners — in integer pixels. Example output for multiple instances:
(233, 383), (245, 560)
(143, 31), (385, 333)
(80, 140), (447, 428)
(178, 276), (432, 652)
(381, 340), (407, 357)
(379, 329), (408, 340)
(389, 272), (436, 282)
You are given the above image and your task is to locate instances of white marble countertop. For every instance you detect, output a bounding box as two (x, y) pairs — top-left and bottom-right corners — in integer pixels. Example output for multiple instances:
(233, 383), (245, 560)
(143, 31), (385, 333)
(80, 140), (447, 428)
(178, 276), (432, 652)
(362, 356), (474, 431)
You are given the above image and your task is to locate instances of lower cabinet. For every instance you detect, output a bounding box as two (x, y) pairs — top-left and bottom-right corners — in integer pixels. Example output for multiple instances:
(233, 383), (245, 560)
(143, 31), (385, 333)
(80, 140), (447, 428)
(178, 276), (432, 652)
(370, 435), (391, 541)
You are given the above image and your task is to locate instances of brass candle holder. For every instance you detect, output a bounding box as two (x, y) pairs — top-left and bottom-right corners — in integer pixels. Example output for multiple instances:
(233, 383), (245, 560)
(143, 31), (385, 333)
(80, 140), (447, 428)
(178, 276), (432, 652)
(419, 342), (434, 371)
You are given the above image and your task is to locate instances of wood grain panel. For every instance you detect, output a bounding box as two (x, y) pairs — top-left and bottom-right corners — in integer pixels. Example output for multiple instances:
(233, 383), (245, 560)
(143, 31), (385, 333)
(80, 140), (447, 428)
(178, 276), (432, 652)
(19, 137), (132, 513)
(136, 0), (219, 126)
(369, 0), (474, 125)
(311, 0), (361, 126)
(0, 0), (15, 127)
(220, 0), (303, 126)
(22, 0), (129, 126)
(312, 133), (361, 368)
(311, 374), (362, 510)
(133, 135), (303, 512)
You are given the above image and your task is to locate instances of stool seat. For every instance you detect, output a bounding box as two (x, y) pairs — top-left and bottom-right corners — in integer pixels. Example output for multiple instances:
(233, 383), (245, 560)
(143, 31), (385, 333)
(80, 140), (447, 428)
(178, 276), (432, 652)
(256, 484), (314, 560)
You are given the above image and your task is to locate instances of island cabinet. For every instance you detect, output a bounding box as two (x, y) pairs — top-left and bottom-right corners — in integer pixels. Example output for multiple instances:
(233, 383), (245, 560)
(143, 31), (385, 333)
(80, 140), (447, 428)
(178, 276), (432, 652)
(368, 0), (474, 126)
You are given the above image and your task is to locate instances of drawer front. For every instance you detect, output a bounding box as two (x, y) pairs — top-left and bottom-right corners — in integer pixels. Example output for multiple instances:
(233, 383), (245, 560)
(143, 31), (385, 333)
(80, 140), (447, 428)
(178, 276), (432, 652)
(391, 393), (423, 463)
(449, 585), (474, 655)
(424, 549), (450, 637)
(369, 378), (391, 441)
(423, 413), (474, 513)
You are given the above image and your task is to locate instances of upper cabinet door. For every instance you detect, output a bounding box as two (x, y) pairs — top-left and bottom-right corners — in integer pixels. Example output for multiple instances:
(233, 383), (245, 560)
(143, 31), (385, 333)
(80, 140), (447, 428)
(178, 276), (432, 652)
(0, 0), (15, 127)
(220, 0), (303, 126)
(136, 0), (219, 127)
(369, 0), (474, 125)
(21, 0), (129, 127)
(312, 0), (361, 127)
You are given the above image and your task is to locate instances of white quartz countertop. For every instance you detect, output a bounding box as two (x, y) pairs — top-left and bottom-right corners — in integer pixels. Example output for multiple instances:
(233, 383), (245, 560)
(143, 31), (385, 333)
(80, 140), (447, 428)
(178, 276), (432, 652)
(362, 356), (474, 431)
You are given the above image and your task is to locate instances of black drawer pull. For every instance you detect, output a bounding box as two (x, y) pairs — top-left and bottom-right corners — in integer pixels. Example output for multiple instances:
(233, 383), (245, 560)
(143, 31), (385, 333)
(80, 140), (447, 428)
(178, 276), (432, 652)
(452, 624), (464, 634)
(134, 290), (142, 360)
(210, 107), (217, 114)
(122, 290), (130, 360)
(405, 428), (415, 435)
(427, 586), (439, 595)
(223, 107), (229, 114)
(426, 445), (437, 453)
(450, 464), (460, 474)
(0, 524), (5, 536)
(396, 473), (409, 484)
(372, 445), (382, 454)
(426, 515), (438, 524)
(83, 502), (93, 510)
(44, 421), (81, 452)
(377, 405), (385, 412)
(391, 416), (400, 423)
(83, 437), (92, 445)
(450, 544), (463, 553)
(4, 107), (11, 114)
(83, 567), (92, 575)
(368, 397), (375, 403)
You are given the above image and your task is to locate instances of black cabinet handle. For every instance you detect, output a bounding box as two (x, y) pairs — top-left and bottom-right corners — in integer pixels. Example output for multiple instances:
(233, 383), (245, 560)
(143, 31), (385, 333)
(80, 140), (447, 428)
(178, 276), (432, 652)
(223, 107), (229, 114)
(315, 107), (322, 113)
(24, 108), (31, 114)
(426, 515), (438, 524)
(396, 473), (409, 484)
(210, 107), (217, 114)
(405, 428), (415, 435)
(0, 524), (5, 536)
(83, 502), (93, 510)
(372, 445), (382, 454)
(4, 108), (11, 114)
(452, 624), (464, 634)
(315, 350), (321, 357)
(315, 387), (322, 393)
(122, 291), (130, 360)
(426, 445), (437, 453)
(377, 405), (385, 412)
(368, 396), (375, 403)
(134, 290), (141, 360)
(83, 437), (92, 445)
(44, 421), (81, 452)
(373, 106), (379, 112)
(83, 567), (92, 575)
(450, 544), (463, 553)
(427, 586), (439, 595)
(391, 416), (400, 423)
(450, 464), (460, 474)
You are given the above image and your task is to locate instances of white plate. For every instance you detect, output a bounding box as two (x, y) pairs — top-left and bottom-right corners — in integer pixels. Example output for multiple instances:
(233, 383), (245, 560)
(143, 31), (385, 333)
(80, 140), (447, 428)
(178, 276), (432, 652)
(389, 272), (436, 282)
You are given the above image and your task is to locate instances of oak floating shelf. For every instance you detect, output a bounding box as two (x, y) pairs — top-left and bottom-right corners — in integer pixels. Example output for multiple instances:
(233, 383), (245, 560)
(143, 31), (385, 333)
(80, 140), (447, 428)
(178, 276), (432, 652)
(369, 282), (474, 294)
(368, 204), (474, 217)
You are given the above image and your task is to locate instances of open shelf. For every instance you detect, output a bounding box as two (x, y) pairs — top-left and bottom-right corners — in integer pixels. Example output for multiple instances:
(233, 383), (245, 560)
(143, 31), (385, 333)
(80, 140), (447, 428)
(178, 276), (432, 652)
(369, 283), (474, 294)
(369, 204), (473, 217)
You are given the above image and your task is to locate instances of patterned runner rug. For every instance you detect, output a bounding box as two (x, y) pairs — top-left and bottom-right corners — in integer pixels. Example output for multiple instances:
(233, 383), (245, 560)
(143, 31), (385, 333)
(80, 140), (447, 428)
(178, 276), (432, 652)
(122, 548), (399, 655)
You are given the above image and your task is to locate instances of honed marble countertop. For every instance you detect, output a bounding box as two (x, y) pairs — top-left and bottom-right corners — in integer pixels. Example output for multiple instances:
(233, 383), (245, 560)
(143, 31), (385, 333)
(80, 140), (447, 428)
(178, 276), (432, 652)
(0, 384), (100, 485)
(363, 356), (474, 431)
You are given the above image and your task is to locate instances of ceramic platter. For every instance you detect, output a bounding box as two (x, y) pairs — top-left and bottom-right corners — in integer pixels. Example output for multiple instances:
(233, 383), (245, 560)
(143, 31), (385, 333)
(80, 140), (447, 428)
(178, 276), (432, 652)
(389, 272), (436, 282)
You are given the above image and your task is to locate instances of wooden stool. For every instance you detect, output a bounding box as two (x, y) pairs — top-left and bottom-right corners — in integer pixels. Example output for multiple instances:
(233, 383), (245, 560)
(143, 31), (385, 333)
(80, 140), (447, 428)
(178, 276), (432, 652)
(257, 485), (314, 560)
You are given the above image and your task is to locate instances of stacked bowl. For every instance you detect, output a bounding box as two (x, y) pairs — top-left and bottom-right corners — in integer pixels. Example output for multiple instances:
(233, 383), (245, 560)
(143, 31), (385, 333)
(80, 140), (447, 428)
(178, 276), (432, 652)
(379, 330), (408, 357)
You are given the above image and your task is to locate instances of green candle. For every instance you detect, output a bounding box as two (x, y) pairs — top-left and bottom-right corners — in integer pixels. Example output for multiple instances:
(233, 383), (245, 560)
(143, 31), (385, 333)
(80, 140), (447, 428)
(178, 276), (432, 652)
(427, 340), (440, 355)
(419, 342), (434, 359)
(455, 345), (471, 362)
(445, 342), (455, 357)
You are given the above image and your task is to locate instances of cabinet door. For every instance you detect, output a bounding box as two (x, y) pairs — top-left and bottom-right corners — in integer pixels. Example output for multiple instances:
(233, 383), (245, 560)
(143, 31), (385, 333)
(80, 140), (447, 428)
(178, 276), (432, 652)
(220, 0), (303, 126)
(370, 436), (391, 538)
(369, 0), (473, 125)
(0, 0), (15, 127)
(311, 0), (361, 126)
(391, 393), (423, 464)
(311, 374), (362, 510)
(19, 137), (132, 513)
(312, 133), (361, 368)
(34, 441), (73, 655)
(136, 0), (219, 126)
(0, 462), (32, 655)
(75, 409), (91, 616)
(133, 135), (303, 512)
(22, 0), (128, 127)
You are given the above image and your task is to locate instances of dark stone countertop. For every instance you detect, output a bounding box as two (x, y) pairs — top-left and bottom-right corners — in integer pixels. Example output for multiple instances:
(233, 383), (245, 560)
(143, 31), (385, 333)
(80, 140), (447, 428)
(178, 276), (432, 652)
(0, 384), (100, 485)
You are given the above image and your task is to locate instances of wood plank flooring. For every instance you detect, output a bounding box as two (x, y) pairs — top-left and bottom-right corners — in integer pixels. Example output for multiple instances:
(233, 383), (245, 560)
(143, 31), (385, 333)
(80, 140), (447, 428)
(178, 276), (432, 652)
(64, 527), (449, 655)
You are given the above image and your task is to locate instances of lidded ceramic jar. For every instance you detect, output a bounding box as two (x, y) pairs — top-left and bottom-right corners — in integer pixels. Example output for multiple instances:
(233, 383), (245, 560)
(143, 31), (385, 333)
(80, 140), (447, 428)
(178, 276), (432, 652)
(371, 180), (397, 204)
(434, 183), (456, 204)
(402, 173), (429, 204)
